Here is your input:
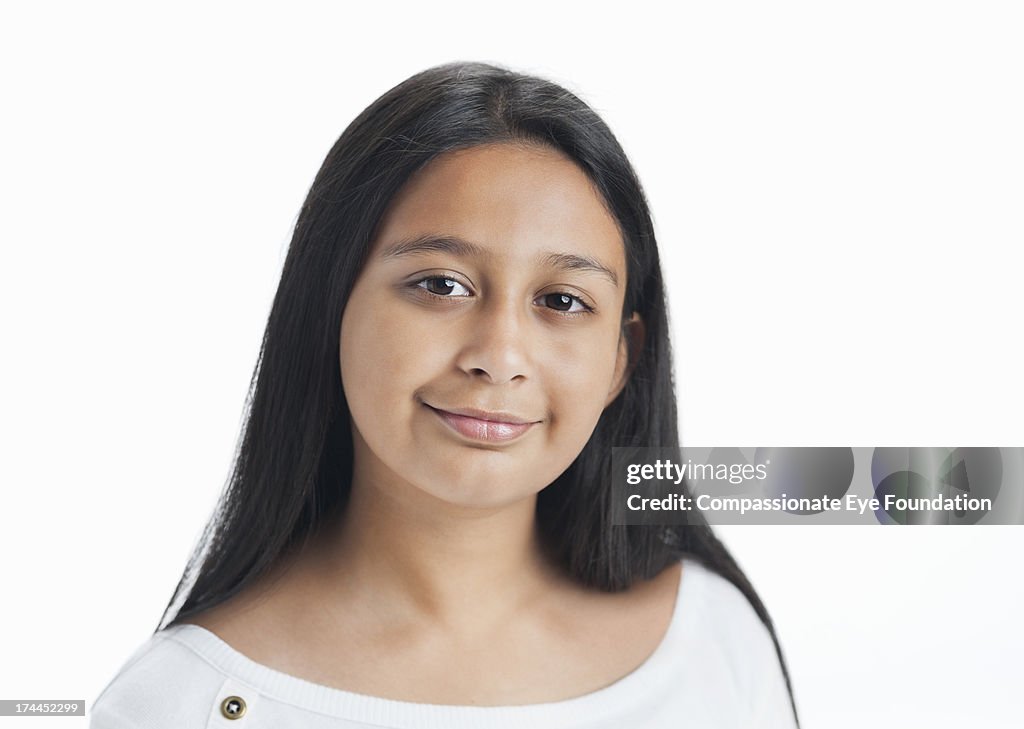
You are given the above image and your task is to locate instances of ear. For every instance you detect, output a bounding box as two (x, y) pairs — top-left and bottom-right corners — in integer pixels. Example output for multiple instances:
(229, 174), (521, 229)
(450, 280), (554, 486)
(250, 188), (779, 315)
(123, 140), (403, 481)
(605, 312), (645, 408)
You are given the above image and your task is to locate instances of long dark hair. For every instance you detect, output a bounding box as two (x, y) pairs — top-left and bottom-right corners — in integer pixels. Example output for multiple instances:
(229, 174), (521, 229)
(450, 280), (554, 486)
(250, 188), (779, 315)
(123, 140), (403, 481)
(157, 61), (799, 725)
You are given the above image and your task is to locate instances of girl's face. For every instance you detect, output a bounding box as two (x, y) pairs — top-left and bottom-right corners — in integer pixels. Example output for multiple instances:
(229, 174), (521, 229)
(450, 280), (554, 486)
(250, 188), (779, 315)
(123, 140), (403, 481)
(339, 142), (636, 509)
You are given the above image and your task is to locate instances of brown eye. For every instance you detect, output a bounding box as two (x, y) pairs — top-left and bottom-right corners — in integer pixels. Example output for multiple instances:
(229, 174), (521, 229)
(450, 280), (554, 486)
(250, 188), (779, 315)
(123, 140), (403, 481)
(537, 292), (589, 313)
(416, 277), (470, 297)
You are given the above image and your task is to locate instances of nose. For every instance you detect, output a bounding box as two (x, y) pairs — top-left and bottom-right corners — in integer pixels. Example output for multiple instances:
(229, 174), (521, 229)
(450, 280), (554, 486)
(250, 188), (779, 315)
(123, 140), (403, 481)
(454, 296), (531, 384)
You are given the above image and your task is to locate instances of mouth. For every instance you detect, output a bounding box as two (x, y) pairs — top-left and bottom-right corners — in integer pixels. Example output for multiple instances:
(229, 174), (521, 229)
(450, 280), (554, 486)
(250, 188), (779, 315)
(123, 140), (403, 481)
(422, 402), (540, 443)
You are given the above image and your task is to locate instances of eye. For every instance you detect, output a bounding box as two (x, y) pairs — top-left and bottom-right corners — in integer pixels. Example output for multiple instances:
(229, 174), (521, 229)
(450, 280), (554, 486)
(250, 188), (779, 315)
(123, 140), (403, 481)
(535, 292), (592, 314)
(414, 276), (472, 298)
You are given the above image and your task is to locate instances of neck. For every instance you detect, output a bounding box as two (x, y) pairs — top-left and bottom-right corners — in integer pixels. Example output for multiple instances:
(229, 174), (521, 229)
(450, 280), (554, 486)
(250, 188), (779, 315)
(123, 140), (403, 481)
(299, 455), (567, 634)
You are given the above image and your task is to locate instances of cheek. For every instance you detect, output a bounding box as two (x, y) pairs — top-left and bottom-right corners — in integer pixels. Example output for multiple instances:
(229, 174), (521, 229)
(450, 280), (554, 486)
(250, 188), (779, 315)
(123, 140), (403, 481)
(340, 290), (400, 444)
(339, 289), (447, 427)
(540, 328), (621, 440)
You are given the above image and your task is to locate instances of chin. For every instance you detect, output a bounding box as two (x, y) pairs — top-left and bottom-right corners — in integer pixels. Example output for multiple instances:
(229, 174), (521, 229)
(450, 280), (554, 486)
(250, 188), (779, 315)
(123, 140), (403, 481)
(413, 476), (540, 511)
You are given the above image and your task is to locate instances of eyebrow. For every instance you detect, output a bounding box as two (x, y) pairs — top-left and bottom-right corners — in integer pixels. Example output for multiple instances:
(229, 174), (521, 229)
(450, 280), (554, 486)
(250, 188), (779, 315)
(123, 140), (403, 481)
(380, 234), (619, 287)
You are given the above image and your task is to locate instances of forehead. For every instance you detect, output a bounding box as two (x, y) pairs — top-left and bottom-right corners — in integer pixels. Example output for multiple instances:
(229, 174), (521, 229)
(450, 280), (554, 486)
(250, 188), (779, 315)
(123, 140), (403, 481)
(371, 143), (625, 274)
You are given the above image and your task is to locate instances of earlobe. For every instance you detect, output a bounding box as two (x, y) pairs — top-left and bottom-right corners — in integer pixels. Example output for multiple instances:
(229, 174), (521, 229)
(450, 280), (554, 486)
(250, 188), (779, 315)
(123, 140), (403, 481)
(605, 313), (645, 407)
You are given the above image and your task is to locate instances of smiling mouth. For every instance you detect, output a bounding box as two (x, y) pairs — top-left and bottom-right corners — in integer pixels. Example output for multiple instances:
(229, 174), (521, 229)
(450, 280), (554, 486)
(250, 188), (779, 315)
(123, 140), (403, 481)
(422, 403), (539, 443)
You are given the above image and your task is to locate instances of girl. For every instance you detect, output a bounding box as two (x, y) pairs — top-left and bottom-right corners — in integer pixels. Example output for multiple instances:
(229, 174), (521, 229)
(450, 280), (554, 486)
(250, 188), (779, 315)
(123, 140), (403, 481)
(92, 62), (800, 728)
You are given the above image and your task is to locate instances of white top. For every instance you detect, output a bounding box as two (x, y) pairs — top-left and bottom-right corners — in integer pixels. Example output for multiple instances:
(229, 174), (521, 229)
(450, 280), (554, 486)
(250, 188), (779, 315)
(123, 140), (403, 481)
(90, 559), (798, 728)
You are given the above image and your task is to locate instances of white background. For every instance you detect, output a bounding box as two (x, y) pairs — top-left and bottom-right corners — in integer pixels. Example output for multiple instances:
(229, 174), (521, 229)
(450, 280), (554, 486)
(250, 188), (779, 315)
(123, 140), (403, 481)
(2, 1), (1022, 727)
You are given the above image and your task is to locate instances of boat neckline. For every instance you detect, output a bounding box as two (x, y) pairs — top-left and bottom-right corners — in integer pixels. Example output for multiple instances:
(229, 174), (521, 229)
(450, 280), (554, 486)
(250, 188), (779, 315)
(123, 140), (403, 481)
(159, 557), (708, 729)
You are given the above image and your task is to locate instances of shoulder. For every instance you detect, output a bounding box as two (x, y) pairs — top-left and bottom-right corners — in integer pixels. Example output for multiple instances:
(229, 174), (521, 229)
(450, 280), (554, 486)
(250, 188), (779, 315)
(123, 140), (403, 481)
(678, 559), (798, 727)
(90, 626), (233, 729)
(686, 559), (776, 645)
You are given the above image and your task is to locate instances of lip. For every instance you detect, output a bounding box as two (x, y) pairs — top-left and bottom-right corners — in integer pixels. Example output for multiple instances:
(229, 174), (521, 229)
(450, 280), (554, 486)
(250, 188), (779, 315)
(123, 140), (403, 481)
(424, 403), (540, 443)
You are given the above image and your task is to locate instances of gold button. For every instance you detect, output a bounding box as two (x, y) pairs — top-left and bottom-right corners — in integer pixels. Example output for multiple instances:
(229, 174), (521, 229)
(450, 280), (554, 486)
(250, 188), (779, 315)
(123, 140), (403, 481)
(220, 695), (247, 719)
